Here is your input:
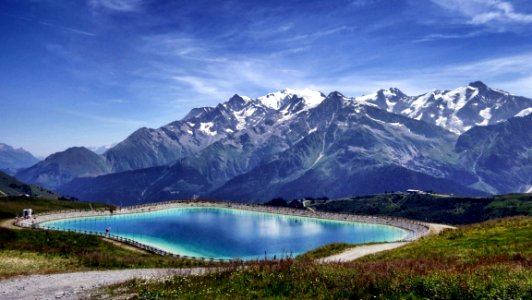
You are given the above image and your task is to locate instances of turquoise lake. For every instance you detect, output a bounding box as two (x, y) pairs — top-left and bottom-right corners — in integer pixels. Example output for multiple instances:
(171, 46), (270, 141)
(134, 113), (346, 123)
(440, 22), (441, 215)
(40, 207), (408, 260)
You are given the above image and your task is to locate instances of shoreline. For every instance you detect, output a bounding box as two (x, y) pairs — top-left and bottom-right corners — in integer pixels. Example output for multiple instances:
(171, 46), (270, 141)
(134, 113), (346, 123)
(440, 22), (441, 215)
(14, 200), (432, 260)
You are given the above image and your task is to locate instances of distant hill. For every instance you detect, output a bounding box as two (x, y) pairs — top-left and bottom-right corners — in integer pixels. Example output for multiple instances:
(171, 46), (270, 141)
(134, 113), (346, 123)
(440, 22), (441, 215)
(0, 171), (58, 199)
(16, 147), (111, 190)
(308, 193), (532, 224)
(0, 143), (39, 170)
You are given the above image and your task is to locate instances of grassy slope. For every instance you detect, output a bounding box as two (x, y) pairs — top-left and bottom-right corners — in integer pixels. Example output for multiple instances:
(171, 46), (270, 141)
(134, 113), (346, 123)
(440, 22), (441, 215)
(0, 197), (212, 278)
(310, 193), (532, 224)
(0, 171), (58, 199)
(0, 196), (108, 219)
(107, 217), (532, 299)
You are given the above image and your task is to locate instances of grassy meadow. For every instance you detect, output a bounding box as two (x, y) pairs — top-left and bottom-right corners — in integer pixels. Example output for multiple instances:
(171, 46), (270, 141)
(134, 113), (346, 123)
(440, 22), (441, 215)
(0, 196), (214, 278)
(2, 195), (531, 299)
(104, 217), (532, 299)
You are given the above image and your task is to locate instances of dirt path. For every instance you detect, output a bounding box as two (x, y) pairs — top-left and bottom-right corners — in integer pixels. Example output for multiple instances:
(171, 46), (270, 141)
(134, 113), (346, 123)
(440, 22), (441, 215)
(318, 242), (409, 263)
(0, 219), (21, 230)
(0, 268), (212, 300)
(319, 223), (456, 263)
(426, 223), (456, 235)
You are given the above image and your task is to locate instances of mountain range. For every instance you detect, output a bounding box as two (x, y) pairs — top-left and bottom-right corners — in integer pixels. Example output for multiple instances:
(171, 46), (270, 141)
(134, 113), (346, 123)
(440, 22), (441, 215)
(0, 143), (40, 174)
(12, 82), (531, 205)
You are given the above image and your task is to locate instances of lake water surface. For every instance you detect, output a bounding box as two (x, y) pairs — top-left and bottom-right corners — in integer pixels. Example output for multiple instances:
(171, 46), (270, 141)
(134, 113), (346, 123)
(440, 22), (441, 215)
(40, 207), (408, 260)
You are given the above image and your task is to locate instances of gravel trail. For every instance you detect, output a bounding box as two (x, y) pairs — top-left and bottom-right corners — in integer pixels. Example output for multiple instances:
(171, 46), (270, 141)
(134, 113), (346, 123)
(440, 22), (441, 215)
(318, 242), (409, 263)
(0, 268), (211, 300)
(319, 223), (456, 263)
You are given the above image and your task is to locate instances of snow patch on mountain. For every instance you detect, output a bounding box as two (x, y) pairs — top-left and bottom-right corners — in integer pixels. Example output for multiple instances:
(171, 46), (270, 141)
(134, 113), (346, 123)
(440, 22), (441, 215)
(477, 107), (492, 126)
(515, 107), (532, 118)
(89, 143), (117, 155)
(199, 122), (217, 136)
(257, 88), (325, 110)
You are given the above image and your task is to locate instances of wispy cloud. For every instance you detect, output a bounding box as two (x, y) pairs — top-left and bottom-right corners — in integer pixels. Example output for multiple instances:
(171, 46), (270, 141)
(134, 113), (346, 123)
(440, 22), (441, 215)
(351, 0), (377, 7)
(332, 51), (532, 96)
(57, 108), (149, 127)
(443, 52), (532, 76)
(38, 21), (95, 36)
(88, 0), (143, 12)
(432, 0), (532, 26)
(275, 26), (356, 44)
(414, 31), (483, 42)
(2, 13), (95, 36)
(137, 27), (532, 104)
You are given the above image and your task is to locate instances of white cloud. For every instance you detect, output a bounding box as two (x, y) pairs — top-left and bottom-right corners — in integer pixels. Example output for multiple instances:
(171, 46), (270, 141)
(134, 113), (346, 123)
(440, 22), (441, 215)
(432, 0), (532, 26)
(293, 51), (532, 98)
(351, 0), (377, 7)
(275, 26), (356, 45)
(414, 31), (483, 42)
(89, 0), (143, 12)
(137, 30), (532, 108)
(38, 21), (95, 36)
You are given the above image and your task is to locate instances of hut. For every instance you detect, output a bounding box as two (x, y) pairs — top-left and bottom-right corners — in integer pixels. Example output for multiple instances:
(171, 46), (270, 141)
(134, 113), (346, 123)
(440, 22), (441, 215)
(22, 208), (33, 218)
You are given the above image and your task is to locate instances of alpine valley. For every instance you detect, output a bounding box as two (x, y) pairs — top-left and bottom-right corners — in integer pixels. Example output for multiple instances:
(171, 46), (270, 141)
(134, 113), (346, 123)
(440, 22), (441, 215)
(14, 81), (532, 205)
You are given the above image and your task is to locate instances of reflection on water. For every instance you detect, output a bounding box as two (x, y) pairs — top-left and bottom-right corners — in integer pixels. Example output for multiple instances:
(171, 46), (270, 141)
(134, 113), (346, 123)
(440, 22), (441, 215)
(41, 207), (408, 260)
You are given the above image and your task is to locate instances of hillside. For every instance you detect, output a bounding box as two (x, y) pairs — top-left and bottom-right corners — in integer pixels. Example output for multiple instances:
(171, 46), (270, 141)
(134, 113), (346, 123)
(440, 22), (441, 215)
(456, 113), (532, 194)
(16, 147), (111, 190)
(103, 217), (532, 299)
(308, 193), (532, 224)
(0, 171), (58, 200)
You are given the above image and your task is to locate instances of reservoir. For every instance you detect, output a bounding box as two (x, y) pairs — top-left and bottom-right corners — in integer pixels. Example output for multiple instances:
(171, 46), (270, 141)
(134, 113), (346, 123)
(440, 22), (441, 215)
(40, 207), (408, 260)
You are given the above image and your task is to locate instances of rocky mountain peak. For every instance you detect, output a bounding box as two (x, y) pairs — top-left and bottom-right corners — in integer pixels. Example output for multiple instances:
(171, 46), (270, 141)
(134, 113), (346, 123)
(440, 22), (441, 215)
(257, 88), (325, 110)
(468, 81), (488, 90)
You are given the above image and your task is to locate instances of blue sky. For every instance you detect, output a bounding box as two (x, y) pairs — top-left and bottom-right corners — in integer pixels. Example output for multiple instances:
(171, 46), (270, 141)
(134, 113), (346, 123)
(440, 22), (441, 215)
(1, 0), (532, 157)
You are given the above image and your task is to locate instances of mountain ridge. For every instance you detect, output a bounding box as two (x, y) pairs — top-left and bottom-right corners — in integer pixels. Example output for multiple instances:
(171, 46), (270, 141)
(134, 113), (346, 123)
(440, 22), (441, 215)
(0, 143), (40, 171)
(27, 82), (532, 204)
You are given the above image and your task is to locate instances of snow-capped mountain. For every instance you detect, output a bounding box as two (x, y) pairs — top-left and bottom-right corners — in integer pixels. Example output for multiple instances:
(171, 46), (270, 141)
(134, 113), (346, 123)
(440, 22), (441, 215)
(61, 90), (483, 204)
(104, 89), (326, 172)
(41, 81), (531, 204)
(355, 81), (531, 134)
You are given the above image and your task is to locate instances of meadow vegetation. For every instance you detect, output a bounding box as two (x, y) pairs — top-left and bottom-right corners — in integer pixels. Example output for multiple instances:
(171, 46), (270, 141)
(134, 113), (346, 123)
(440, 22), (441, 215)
(105, 217), (532, 299)
(309, 193), (532, 224)
(0, 197), (214, 278)
(0, 196), (107, 220)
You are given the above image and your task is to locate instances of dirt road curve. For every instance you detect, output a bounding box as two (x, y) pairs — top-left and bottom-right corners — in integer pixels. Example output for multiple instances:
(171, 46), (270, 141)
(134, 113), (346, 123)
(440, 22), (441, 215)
(0, 268), (211, 300)
(318, 242), (409, 263)
(319, 223), (456, 263)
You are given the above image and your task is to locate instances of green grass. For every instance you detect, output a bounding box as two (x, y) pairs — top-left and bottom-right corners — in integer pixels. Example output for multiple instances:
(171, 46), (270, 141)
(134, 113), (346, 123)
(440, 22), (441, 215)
(0, 171), (59, 199)
(0, 196), (214, 278)
(105, 217), (532, 299)
(0, 227), (213, 278)
(0, 196), (108, 220)
(311, 193), (532, 224)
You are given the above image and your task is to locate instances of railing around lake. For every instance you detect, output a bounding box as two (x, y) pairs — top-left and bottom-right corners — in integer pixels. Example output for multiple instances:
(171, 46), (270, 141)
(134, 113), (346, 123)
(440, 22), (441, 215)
(15, 199), (431, 259)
